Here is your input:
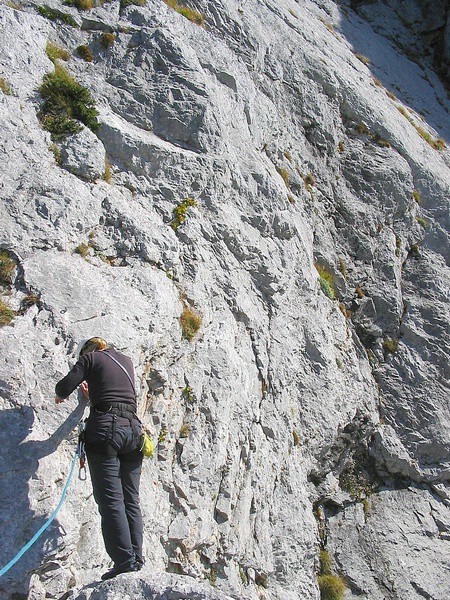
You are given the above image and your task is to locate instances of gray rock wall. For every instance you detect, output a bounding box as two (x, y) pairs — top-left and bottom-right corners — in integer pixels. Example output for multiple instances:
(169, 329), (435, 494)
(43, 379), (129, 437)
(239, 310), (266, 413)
(0, 1), (449, 599)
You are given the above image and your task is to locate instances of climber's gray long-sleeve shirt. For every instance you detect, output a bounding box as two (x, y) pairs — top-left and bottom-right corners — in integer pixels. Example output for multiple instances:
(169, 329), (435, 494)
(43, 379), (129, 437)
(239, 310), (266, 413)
(55, 348), (136, 408)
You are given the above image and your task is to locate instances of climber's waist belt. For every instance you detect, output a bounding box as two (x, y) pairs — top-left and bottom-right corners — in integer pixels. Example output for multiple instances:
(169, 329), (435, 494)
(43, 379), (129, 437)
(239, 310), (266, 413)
(94, 401), (137, 422)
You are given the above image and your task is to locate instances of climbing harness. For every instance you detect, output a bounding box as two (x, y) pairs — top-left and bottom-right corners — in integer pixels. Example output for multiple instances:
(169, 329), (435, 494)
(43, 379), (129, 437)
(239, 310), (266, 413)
(102, 351), (154, 457)
(0, 449), (79, 578)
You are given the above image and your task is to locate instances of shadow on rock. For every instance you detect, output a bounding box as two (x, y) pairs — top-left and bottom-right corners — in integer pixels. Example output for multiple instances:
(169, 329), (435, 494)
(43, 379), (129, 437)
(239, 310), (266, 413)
(0, 402), (86, 599)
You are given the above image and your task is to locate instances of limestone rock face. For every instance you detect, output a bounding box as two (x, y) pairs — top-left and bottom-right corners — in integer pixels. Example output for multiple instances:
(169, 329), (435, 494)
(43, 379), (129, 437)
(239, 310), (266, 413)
(0, 1), (449, 600)
(72, 570), (233, 600)
(59, 126), (106, 181)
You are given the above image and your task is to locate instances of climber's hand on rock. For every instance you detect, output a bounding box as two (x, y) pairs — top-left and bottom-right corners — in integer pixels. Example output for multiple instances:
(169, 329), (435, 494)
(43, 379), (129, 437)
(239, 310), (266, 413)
(80, 381), (89, 399)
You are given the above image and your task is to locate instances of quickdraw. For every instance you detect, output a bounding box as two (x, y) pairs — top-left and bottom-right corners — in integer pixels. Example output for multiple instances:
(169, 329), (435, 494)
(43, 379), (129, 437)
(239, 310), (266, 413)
(77, 421), (87, 481)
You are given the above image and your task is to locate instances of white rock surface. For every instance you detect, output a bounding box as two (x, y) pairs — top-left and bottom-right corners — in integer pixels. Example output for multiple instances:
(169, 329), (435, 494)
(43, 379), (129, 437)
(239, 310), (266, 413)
(0, 1), (449, 599)
(60, 126), (106, 181)
(71, 570), (233, 599)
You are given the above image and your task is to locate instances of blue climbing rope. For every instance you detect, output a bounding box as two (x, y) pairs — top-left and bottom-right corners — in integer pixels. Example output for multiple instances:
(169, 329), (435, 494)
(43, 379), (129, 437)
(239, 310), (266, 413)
(0, 450), (79, 578)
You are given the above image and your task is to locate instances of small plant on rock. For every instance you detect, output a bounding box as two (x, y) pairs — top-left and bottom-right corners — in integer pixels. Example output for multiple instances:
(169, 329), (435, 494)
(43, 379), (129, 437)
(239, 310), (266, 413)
(158, 428), (168, 444)
(38, 64), (99, 139)
(100, 32), (116, 49)
(63, 0), (94, 10)
(340, 447), (378, 502)
(318, 550), (346, 600)
(397, 105), (445, 151)
(182, 385), (195, 403)
(102, 159), (112, 183)
(357, 123), (370, 135)
(50, 142), (62, 165)
(0, 77), (13, 95)
(171, 197), (198, 231)
(0, 299), (15, 326)
(76, 45), (94, 62)
(319, 550), (333, 576)
(412, 189), (422, 204)
(21, 293), (40, 309)
(315, 264), (335, 300)
(303, 173), (315, 186)
(179, 423), (191, 438)
(338, 257), (347, 280)
(207, 567), (217, 586)
(180, 304), (202, 341)
(74, 242), (89, 257)
(416, 126), (445, 150)
(318, 574), (347, 600)
(416, 216), (428, 229)
(372, 133), (391, 148)
(0, 251), (16, 286)
(277, 166), (290, 187)
(339, 303), (351, 319)
(382, 337), (398, 355)
(46, 41), (70, 63)
(355, 53), (370, 65)
(37, 5), (79, 27)
(120, 0), (146, 9)
(162, 0), (205, 26)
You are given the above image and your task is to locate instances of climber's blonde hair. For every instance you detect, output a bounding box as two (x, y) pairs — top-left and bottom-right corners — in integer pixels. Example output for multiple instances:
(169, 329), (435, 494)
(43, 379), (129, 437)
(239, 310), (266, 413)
(80, 337), (109, 356)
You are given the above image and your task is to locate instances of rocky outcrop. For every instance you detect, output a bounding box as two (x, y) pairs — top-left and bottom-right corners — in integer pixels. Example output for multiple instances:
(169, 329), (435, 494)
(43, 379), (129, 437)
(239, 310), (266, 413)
(0, 1), (449, 599)
(347, 0), (450, 87)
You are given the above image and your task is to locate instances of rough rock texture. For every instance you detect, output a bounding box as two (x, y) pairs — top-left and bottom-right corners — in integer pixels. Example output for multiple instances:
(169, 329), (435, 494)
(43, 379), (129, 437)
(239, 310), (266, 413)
(71, 570), (233, 600)
(0, 1), (449, 599)
(59, 126), (106, 181)
(346, 0), (450, 87)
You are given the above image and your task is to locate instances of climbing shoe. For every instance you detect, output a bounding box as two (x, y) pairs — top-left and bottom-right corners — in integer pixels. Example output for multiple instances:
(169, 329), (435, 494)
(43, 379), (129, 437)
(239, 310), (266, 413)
(101, 561), (140, 581)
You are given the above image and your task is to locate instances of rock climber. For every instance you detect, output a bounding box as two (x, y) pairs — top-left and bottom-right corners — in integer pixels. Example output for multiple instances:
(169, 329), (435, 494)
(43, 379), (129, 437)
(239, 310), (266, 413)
(55, 337), (144, 580)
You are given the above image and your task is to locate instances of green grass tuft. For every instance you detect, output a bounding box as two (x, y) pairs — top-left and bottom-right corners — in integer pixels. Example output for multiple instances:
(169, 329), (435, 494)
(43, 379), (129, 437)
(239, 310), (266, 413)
(46, 41), (70, 63)
(412, 189), (422, 204)
(318, 574), (346, 600)
(38, 64), (99, 139)
(76, 45), (94, 62)
(63, 0), (94, 9)
(382, 337), (398, 355)
(397, 105), (445, 151)
(120, 0), (146, 8)
(355, 53), (370, 65)
(0, 251), (16, 286)
(74, 243), (89, 257)
(303, 173), (315, 186)
(38, 5), (79, 27)
(416, 216), (428, 229)
(162, 0), (205, 26)
(0, 299), (15, 326)
(319, 550), (333, 576)
(100, 32), (116, 49)
(276, 166), (290, 188)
